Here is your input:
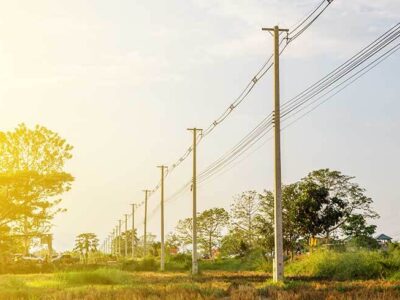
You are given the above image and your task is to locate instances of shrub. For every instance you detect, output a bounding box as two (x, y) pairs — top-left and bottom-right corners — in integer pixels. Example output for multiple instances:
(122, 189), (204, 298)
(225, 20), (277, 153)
(122, 257), (158, 272)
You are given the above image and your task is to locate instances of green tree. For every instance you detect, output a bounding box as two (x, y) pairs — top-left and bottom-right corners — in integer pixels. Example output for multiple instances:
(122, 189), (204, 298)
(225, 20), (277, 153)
(0, 124), (74, 241)
(293, 180), (344, 239)
(302, 169), (378, 239)
(174, 217), (193, 249)
(119, 229), (139, 257)
(342, 214), (379, 249)
(73, 233), (99, 263)
(229, 191), (261, 248)
(258, 184), (302, 258)
(198, 208), (229, 258)
(220, 230), (250, 257)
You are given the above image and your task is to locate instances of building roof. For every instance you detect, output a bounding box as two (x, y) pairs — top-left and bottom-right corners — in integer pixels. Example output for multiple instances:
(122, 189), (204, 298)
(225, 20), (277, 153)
(376, 234), (392, 241)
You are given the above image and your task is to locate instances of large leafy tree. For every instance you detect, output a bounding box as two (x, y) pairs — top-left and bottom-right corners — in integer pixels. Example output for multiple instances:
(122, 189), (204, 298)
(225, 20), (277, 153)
(293, 181), (342, 239)
(0, 124), (74, 250)
(74, 233), (99, 263)
(198, 208), (229, 257)
(302, 169), (378, 239)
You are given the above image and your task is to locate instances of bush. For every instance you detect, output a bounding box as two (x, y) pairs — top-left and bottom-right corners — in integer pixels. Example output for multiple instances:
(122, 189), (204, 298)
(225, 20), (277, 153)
(200, 249), (272, 272)
(286, 250), (385, 280)
(165, 253), (192, 271)
(122, 257), (158, 272)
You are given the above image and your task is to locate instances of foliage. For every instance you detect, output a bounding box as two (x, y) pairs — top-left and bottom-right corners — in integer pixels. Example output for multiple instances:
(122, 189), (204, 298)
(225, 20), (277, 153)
(113, 229), (138, 257)
(0, 124), (73, 255)
(174, 217), (193, 248)
(342, 214), (377, 237)
(220, 231), (251, 257)
(302, 169), (378, 238)
(285, 249), (400, 280)
(258, 184), (302, 257)
(198, 208), (229, 258)
(229, 191), (262, 248)
(73, 233), (99, 264)
(173, 208), (229, 257)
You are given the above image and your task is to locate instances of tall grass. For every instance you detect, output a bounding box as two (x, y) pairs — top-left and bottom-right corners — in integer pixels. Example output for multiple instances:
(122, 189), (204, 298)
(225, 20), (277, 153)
(286, 250), (389, 280)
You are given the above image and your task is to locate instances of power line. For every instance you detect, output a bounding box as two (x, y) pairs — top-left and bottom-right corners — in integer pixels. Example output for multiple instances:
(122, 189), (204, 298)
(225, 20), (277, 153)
(152, 24), (400, 215)
(281, 23), (400, 116)
(143, 0), (335, 200)
(281, 42), (400, 129)
(102, 0), (336, 249)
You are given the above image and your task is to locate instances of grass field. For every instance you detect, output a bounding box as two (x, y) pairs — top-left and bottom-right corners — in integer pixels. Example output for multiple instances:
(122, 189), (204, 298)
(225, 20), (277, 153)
(0, 268), (399, 300)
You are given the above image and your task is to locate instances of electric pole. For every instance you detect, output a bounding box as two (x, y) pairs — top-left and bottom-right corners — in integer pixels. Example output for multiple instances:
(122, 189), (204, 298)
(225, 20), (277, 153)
(112, 228), (116, 256)
(187, 128), (202, 275)
(131, 203), (135, 259)
(143, 189), (149, 257)
(157, 165), (167, 271)
(262, 25), (288, 282)
(118, 220), (122, 257)
(124, 214), (128, 257)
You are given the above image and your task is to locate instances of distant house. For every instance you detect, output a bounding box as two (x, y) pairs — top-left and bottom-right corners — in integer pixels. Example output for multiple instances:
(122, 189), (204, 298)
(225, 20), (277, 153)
(376, 234), (392, 245)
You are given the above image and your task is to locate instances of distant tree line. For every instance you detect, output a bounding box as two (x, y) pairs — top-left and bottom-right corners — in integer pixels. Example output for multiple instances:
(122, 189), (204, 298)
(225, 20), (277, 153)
(167, 169), (379, 259)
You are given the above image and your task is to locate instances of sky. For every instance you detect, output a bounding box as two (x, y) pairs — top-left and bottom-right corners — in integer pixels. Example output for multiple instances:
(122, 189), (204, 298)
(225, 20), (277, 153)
(0, 0), (399, 251)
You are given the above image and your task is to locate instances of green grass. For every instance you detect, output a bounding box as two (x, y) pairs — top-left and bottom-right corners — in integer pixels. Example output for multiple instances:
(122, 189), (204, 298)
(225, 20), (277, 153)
(0, 270), (399, 299)
(285, 250), (389, 280)
(57, 268), (132, 285)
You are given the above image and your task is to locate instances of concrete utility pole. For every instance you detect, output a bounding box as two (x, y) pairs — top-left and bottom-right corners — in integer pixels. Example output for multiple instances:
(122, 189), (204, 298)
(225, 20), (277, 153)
(118, 220), (122, 257)
(114, 228), (117, 256)
(187, 128), (202, 275)
(109, 235), (112, 254)
(124, 214), (128, 257)
(157, 165), (168, 271)
(143, 190), (150, 257)
(131, 203), (135, 259)
(262, 25), (288, 282)
(111, 229), (115, 255)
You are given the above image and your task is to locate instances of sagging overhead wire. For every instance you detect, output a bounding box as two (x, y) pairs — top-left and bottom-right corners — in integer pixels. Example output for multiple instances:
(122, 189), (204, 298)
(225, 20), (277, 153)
(281, 23), (400, 119)
(145, 0), (335, 200)
(153, 23), (400, 213)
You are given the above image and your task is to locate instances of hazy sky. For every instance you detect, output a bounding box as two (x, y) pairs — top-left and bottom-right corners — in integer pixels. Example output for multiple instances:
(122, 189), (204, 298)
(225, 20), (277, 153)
(0, 0), (399, 251)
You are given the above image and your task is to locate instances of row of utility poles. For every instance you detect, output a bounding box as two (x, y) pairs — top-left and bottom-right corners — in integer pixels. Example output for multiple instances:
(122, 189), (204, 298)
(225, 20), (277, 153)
(102, 25), (286, 282)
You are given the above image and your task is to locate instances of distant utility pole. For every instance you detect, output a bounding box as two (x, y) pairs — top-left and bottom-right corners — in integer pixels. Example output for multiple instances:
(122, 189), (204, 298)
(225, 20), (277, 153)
(157, 165), (168, 271)
(187, 128), (202, 275)
(262, 25), (288, 282)
(131, 203), (135, 259)
(143, 189), (150, 257)
(115, 225), (118, 256)
(124, 214), (128, 257)
(112, 228), (116, 256)
(118, 220), (122, 257)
